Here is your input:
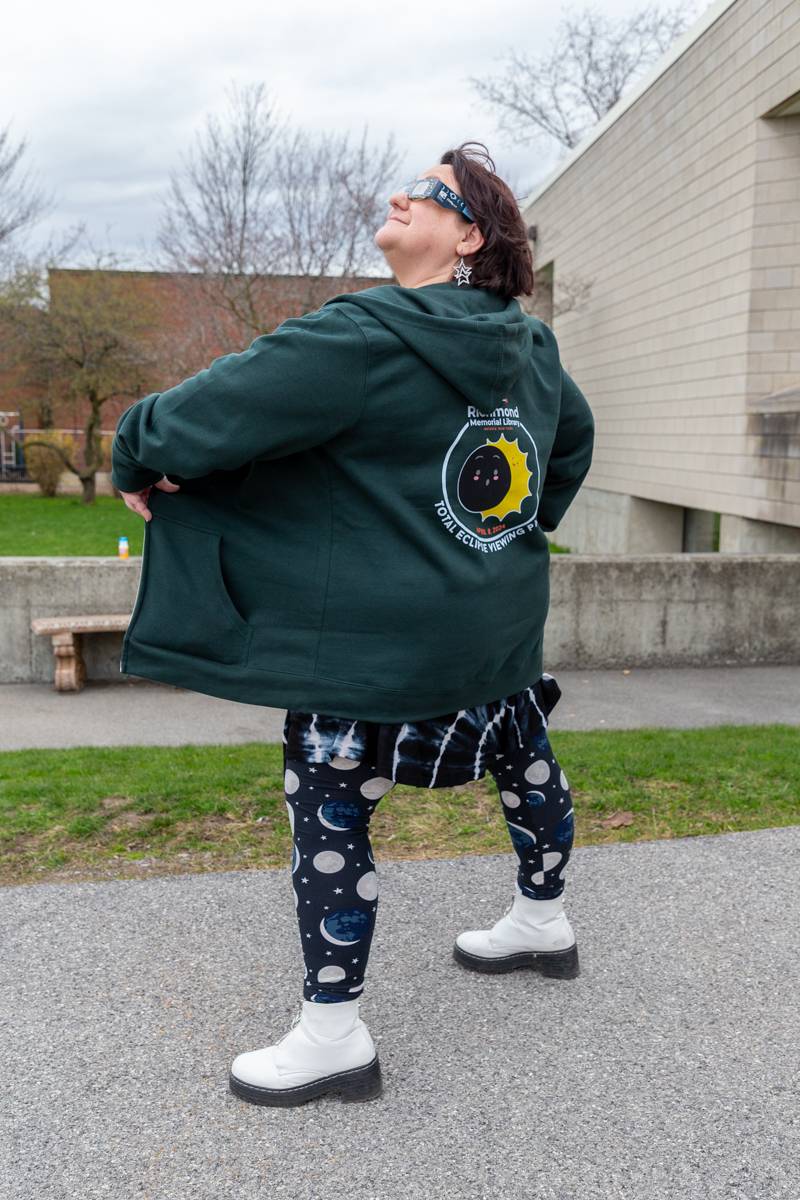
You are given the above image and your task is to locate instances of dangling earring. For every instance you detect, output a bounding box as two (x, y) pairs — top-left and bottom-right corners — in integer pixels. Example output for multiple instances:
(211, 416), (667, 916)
(453, 256), (472, 286)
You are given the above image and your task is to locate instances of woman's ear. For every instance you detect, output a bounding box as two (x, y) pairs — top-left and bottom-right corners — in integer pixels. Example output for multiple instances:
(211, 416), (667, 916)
(459, 225), (484, 256)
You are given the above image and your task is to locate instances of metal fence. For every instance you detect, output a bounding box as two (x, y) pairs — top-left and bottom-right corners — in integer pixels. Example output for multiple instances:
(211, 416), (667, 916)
(0, 412), (28, 481)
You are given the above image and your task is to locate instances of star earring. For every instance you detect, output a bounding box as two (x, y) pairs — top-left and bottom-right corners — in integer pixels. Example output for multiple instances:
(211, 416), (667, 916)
(453, 256), (473, 286)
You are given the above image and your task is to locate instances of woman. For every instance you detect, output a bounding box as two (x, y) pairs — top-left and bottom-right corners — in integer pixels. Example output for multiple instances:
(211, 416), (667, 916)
(113, 141), (594, 1108)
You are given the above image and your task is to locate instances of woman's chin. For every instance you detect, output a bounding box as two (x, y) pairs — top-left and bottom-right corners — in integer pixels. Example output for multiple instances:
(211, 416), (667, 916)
(374, 237), (400, 268)
(376, 219), (405, 242)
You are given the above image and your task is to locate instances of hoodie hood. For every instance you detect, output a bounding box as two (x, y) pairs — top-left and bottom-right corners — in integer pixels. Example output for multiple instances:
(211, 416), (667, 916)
(323, 281), (534, 415)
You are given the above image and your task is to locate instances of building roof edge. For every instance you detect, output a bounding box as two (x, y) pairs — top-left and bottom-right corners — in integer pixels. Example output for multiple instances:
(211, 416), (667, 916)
(519, 0), (741, 213)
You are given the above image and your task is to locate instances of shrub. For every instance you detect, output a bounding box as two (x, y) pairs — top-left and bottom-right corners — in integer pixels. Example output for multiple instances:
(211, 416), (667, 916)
(24, 432), (76, 497)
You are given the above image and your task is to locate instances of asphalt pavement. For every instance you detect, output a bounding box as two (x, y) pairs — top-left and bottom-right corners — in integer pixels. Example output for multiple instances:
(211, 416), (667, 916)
(2, 826), (798, 1198)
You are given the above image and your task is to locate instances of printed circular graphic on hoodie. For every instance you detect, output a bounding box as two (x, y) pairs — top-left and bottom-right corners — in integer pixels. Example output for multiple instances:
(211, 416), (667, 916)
(435, 398), (541, 553)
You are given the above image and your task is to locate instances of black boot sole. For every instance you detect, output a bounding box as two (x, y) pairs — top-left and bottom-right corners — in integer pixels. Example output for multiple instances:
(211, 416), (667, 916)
(229, 1054), (383, 1107)
(453, 939), (580, 979)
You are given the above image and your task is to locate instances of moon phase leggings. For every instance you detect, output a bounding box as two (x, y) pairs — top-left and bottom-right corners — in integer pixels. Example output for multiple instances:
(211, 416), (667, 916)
(282, 710), (575, 1005)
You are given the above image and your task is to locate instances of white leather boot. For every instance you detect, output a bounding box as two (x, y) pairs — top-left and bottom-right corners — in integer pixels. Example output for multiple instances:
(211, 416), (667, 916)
(454, 885), (580, 978)
(229, 997), (382, 1107)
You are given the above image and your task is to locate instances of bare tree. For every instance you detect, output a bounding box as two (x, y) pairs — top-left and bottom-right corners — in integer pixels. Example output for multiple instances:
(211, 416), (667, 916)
(468, 1), (700, 152)
(163, 81), (283, 275)
(155, 81), (403, 352)
(0, 238), (160, 503)
(0, 123), (53, 271)
(270, 122), (402, 310)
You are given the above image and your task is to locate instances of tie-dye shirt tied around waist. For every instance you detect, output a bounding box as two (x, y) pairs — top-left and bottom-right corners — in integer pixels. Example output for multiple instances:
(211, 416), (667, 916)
(282, 673), (562, 790)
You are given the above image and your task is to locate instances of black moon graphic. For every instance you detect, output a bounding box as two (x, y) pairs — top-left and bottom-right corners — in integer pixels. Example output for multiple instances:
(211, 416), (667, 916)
(457, 447), (511, 513)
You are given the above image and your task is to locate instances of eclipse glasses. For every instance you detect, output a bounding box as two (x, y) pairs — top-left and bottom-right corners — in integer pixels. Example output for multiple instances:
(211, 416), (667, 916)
(397, 177), (475, 222)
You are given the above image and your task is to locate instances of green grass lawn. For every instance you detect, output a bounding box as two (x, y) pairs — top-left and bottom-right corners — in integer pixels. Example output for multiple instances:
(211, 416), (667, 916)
(1, 724), (797, 885)
(0, 494), (146, 556)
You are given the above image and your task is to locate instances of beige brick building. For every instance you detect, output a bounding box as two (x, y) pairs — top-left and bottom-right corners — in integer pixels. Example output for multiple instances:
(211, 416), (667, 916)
(521, 0), (800, 553)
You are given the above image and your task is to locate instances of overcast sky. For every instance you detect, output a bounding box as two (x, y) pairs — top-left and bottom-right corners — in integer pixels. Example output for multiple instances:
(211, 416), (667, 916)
(3, 0), (672, 272)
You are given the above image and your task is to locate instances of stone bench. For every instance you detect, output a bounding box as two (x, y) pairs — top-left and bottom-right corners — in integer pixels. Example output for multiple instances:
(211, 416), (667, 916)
(30, 614), (130, 692)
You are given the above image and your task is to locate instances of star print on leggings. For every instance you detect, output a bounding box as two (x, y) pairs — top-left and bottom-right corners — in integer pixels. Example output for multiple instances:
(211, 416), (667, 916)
(281, 675), (574, 1002)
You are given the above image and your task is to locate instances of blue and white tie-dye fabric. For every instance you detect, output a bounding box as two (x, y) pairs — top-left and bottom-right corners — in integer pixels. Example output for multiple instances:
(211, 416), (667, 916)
(283, 673), (562, 790)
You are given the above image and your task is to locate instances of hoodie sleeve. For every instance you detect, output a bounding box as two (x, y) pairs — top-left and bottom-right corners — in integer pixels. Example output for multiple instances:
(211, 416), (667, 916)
(110, 305), (368, 492)
(537, 365), (595, 534)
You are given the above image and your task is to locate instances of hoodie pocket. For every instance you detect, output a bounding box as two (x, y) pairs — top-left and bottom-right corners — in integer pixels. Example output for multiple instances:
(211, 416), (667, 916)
(129, 514), (251, 665)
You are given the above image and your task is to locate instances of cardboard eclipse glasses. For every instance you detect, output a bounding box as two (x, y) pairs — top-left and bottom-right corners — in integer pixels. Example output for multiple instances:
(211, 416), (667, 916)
(395, 177), (475, 222)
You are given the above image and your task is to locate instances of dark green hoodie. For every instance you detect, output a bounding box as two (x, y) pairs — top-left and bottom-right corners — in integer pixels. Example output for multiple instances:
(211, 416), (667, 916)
(111, 280), (594, 721)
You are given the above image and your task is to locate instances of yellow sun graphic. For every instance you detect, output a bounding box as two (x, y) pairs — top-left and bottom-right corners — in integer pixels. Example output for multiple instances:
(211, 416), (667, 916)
(481, 434), (533, 521)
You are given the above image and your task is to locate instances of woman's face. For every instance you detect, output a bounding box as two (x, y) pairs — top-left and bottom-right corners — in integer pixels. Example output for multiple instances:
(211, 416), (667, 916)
(374, 162), (483, 288)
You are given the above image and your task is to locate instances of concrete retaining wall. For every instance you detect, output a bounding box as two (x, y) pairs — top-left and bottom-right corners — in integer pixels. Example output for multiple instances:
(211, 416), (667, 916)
(3, 553), (799, 686)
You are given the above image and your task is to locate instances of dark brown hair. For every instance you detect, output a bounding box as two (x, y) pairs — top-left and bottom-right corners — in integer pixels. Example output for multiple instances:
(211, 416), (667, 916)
(439, 141), (535, 301)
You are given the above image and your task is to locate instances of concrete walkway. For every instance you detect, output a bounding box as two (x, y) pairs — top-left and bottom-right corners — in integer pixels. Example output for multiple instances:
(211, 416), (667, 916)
(2, 663), (799, 749)
(2, 826), (798, 1199)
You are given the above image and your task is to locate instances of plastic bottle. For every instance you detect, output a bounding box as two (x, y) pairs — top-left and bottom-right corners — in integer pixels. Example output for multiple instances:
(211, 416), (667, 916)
(118, 535), (129, 559)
